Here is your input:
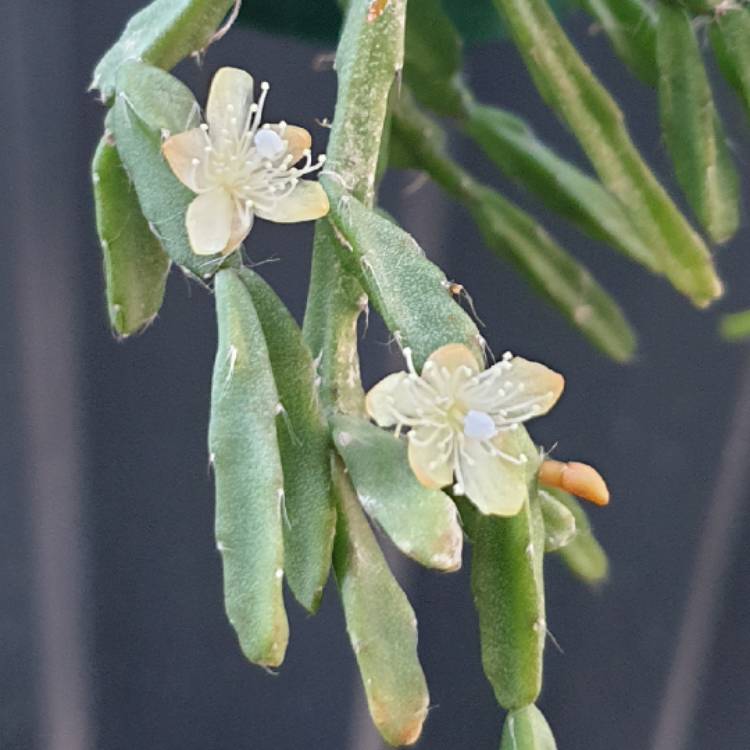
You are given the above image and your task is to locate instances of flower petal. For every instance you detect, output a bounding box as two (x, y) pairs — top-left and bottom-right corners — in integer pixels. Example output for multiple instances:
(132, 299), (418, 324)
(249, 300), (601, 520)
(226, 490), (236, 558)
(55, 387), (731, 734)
(161, 127), (206, 191)
(366, 372), (419, 427)
(186, 188), (234, 256)
(207, 67), (254, 138)
(365, 372), (411, 427)
(420, 343), (481, 398)
(463, 356), (564, 423)
(407, 427), (454, 489)
(457, 437), (528, 516)
(224, 210), (254, 256)
(424, 343), (481, 376)
(281, 124), (312, 163)
(255, 180), (329, 223)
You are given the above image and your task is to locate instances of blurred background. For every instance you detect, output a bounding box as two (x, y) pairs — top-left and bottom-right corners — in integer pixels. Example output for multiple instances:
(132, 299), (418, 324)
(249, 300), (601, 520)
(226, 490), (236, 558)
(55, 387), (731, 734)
(3, 1), (750, 748)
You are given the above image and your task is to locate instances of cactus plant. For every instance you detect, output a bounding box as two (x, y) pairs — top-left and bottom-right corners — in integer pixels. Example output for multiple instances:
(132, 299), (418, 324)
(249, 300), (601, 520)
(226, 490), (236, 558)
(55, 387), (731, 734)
(89, 0), (750, 746)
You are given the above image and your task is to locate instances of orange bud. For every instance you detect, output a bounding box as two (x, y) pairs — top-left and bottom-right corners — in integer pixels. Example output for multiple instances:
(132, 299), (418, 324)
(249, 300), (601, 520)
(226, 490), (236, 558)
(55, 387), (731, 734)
(538, 460), (610, 507)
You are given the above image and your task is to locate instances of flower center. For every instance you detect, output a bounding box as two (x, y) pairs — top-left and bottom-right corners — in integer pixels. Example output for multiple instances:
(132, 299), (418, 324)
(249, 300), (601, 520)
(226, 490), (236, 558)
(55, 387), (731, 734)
(253, 129), (286, 160)
(462, 409), (497, 441)
(190, 82), (325, 223)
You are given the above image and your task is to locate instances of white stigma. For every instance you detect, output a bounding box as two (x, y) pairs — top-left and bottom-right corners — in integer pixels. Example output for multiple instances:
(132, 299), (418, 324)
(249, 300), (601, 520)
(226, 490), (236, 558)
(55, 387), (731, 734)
(254, 129), (285, 160)
(463, 410), (497, 440)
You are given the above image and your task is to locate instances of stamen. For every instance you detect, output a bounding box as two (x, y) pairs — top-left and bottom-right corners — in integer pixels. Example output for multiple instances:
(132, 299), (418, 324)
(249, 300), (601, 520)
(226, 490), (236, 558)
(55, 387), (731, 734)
(490, 447), (528, 466)
(402, 347), (417, 375)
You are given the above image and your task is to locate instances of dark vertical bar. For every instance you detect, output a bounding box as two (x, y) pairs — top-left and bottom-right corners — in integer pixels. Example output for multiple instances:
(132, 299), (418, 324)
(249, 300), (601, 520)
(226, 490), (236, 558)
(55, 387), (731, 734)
(3, 2), (93, 748)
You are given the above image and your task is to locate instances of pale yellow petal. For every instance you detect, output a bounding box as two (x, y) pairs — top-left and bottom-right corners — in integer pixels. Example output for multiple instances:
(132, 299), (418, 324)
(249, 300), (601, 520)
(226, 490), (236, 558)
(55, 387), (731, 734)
(421, 343), (481, 394)
(458, 438), (527, 516)
(425, 343), (481, 375)
(281, 124), (312, 163)
(207, 67), (254, 137)
(255, 180), (329, 223)
(161, 127), (206, 191)
(407, 427), (454, 489)
(508, 357), (565, 414)
(463, 356), (564, 421)
(224, 210), (254, 256)
(186, 188), (234, 256)
(266, 123), (312, 163)
(366, 372), (415, 427)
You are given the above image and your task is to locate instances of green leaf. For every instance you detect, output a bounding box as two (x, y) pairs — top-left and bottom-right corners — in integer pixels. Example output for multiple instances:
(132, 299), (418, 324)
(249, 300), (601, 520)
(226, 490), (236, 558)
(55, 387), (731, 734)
(710, 6), (750, 120)
(324, 182), (484, 370)
(539, 490), (577, 552)
(332, 458), (429, 746)
(111, 64), (223, 277)
(464, 103), (657, 271)
(500, 704), (558, 750)
(719, 309), (750, 342)
(579, 0), (658, 85)
(92, 135), (170, 336)
(469, 187), (637, 362)
(237, 268), (336, 614)
(92, 0), (234, 101)
(442, 0), (574, 43)
(209, 268), (288, 667)
(469, 488), (547, 709)
(494, 0), (723, 308)
(115, 60), (201, 133)
(657, 3), (739, 244)
(548, 488), (609, 585)
(404, 0), (466, 117)
(332, 415), (463, 571)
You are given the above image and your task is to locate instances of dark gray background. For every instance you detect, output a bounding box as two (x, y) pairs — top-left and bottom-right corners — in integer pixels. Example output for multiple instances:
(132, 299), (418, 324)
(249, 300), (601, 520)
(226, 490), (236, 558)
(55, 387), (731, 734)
(3, 2), (750, 749)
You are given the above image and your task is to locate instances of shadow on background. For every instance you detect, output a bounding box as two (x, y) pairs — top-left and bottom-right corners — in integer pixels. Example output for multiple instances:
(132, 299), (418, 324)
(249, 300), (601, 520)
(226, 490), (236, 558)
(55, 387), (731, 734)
(3, 2), (750, 749)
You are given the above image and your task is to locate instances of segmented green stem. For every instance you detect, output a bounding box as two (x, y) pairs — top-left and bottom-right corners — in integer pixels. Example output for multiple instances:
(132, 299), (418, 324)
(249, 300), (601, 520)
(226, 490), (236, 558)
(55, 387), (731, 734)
(303, 0), (406, 412)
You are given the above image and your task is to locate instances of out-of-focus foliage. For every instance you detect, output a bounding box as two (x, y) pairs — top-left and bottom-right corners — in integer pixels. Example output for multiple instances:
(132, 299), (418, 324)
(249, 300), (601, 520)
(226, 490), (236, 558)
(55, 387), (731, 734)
(236, 0), (573, 44)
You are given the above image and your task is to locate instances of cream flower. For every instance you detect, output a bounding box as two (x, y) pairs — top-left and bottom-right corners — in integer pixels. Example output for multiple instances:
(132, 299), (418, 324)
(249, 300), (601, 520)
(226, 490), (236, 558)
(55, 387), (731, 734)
(162, 67), (329, 256)
(366, 344), (565, 516)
